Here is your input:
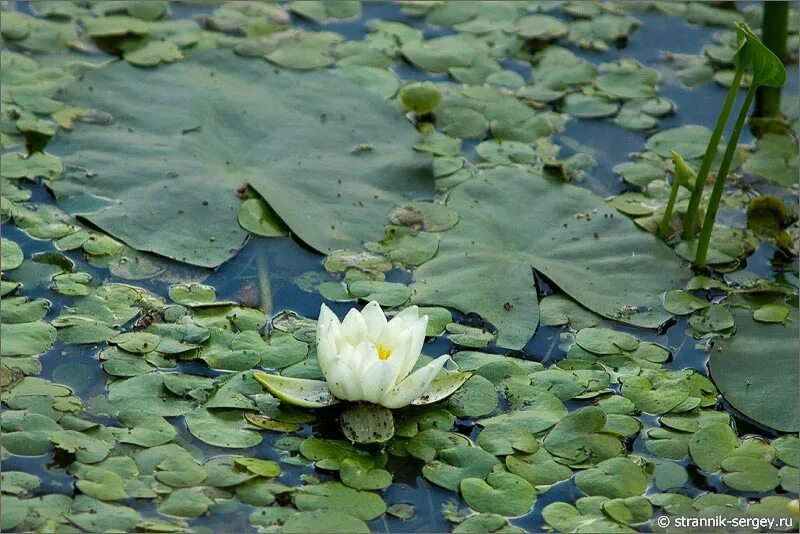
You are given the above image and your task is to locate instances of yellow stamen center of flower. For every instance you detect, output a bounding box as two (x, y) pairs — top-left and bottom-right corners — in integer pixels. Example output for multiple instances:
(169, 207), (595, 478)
(377, 345), (392, 360)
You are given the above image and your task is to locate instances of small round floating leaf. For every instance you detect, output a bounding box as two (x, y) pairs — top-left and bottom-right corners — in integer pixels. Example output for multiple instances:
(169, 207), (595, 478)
(155, 454), (207, 487)
(689, 422), (738, 472)
(293, 482), (386, 521)
(721, 456), (779, 492)
(575, 328), (639, 355)
(157, 488), (214, 518)
(168, 283), (216, 306)
(562, 93), (619, 119)
(75, 468), (127, 501)
(688, 304), (734, 333)
(339, 458), (392, 490)
(283, 510), (370, 534)
(753, 303), (790, 324)
(422, 445), (500, 491)
(340, 403), (395, 445)
(445, 374), (497, 417)
(124, 41), (183, 67)
(574, 458), (648, 498)
(235, 458), (281, 478)
(1, 238), (24, 270)
(662, 290), (709, 315)
(1, 321), (57, 356)
(621, 372), (690, 414)
(773, 436), (799, 467)
(253, 372), (338, 408)
(50, 430), (110, 464)
(185, 407), (262, 449)
(543, 406), (622, 465)
(109, 332), (160, 354)
(118, 411), (176, 447)
(602, 496), (653, 525)
(460, 472), (536, 517)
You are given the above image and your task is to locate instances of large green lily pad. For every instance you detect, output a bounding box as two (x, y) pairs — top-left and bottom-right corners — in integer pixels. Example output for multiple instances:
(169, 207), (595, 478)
(48, 49), (430, 267)
(411, 167), (690, 349)
(709, 308), (799, 432)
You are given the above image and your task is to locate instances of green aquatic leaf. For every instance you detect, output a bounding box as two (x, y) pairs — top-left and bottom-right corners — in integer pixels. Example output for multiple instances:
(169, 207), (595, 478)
(339, 458), (392, 490)
(734, 22), (787, 88)
(721, 456), (779, 492)
(284, 510), (370, 534)
(662, 290), (709, 315)
(689, 422), (738, 472)
(108, 373), (191, 416)
(710, 308), (799, 432)
(50, 430), (110, 464)
(411, 167), (689, 349)
(185, 407), (262, 449)
(254, 372), (338, 408)
(75, 467), (127, 501)
(461, 471), (536, 517)
(48, 49), (430, 267)
(124, 41), (183, 67)
(340, 403), (395, 445)
(743, 133), (799, 187)
(444, 374), (497, 417)
(422, 445), (500, 491)
(293, 482), (386, 521)
(117, 411), (176, 447)
(542, 406), (622, 465)
(157, 487), (214, 518)
(1, 321), (57, 357)
(237, 197), (289, 237)
(575, 458), (648, 499)
(0, 237), (25, 271)
(1, 153), (63, 181)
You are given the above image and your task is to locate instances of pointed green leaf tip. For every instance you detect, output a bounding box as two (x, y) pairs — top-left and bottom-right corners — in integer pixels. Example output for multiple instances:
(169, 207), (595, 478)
(253, 372), (339, 408)
(670, 151), (695, 191)
(734, 22), (787, 88)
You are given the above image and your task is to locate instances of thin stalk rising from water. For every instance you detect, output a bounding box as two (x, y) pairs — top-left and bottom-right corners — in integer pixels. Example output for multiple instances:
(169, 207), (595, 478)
(694, 84), (757, 268)
(682, 68), (746, 239)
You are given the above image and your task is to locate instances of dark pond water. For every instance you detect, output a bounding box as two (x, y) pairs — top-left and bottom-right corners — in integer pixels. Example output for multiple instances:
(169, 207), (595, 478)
(2, 1), (799, 533)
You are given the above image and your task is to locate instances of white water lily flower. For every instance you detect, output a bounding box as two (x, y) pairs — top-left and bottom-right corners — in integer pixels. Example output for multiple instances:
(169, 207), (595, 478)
(316, 301), (450, 409)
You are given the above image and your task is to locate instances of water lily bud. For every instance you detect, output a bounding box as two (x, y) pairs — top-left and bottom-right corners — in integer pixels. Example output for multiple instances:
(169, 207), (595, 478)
(399, 82), (442, 114)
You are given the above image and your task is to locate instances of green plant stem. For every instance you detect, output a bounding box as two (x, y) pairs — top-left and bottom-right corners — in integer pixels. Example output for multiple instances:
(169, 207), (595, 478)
(658, 175), (682, 238)
(756, 1), (788, 117)
(694, 83), (757, 269)
(682, 68), (746, 239)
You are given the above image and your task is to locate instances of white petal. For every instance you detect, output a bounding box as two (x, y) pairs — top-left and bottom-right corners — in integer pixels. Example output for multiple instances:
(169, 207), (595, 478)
(360, 301), (387, 342)
(324, 356), (364, 402)
(397, 315), (428, 379)
(387, 305), (419, 331)
(341, 307), (368, 345)
(316, 324), (338, 375)
(317, 304), (340, 340)
(380, 355), (450, 409)
(358, 348), (404, 404)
